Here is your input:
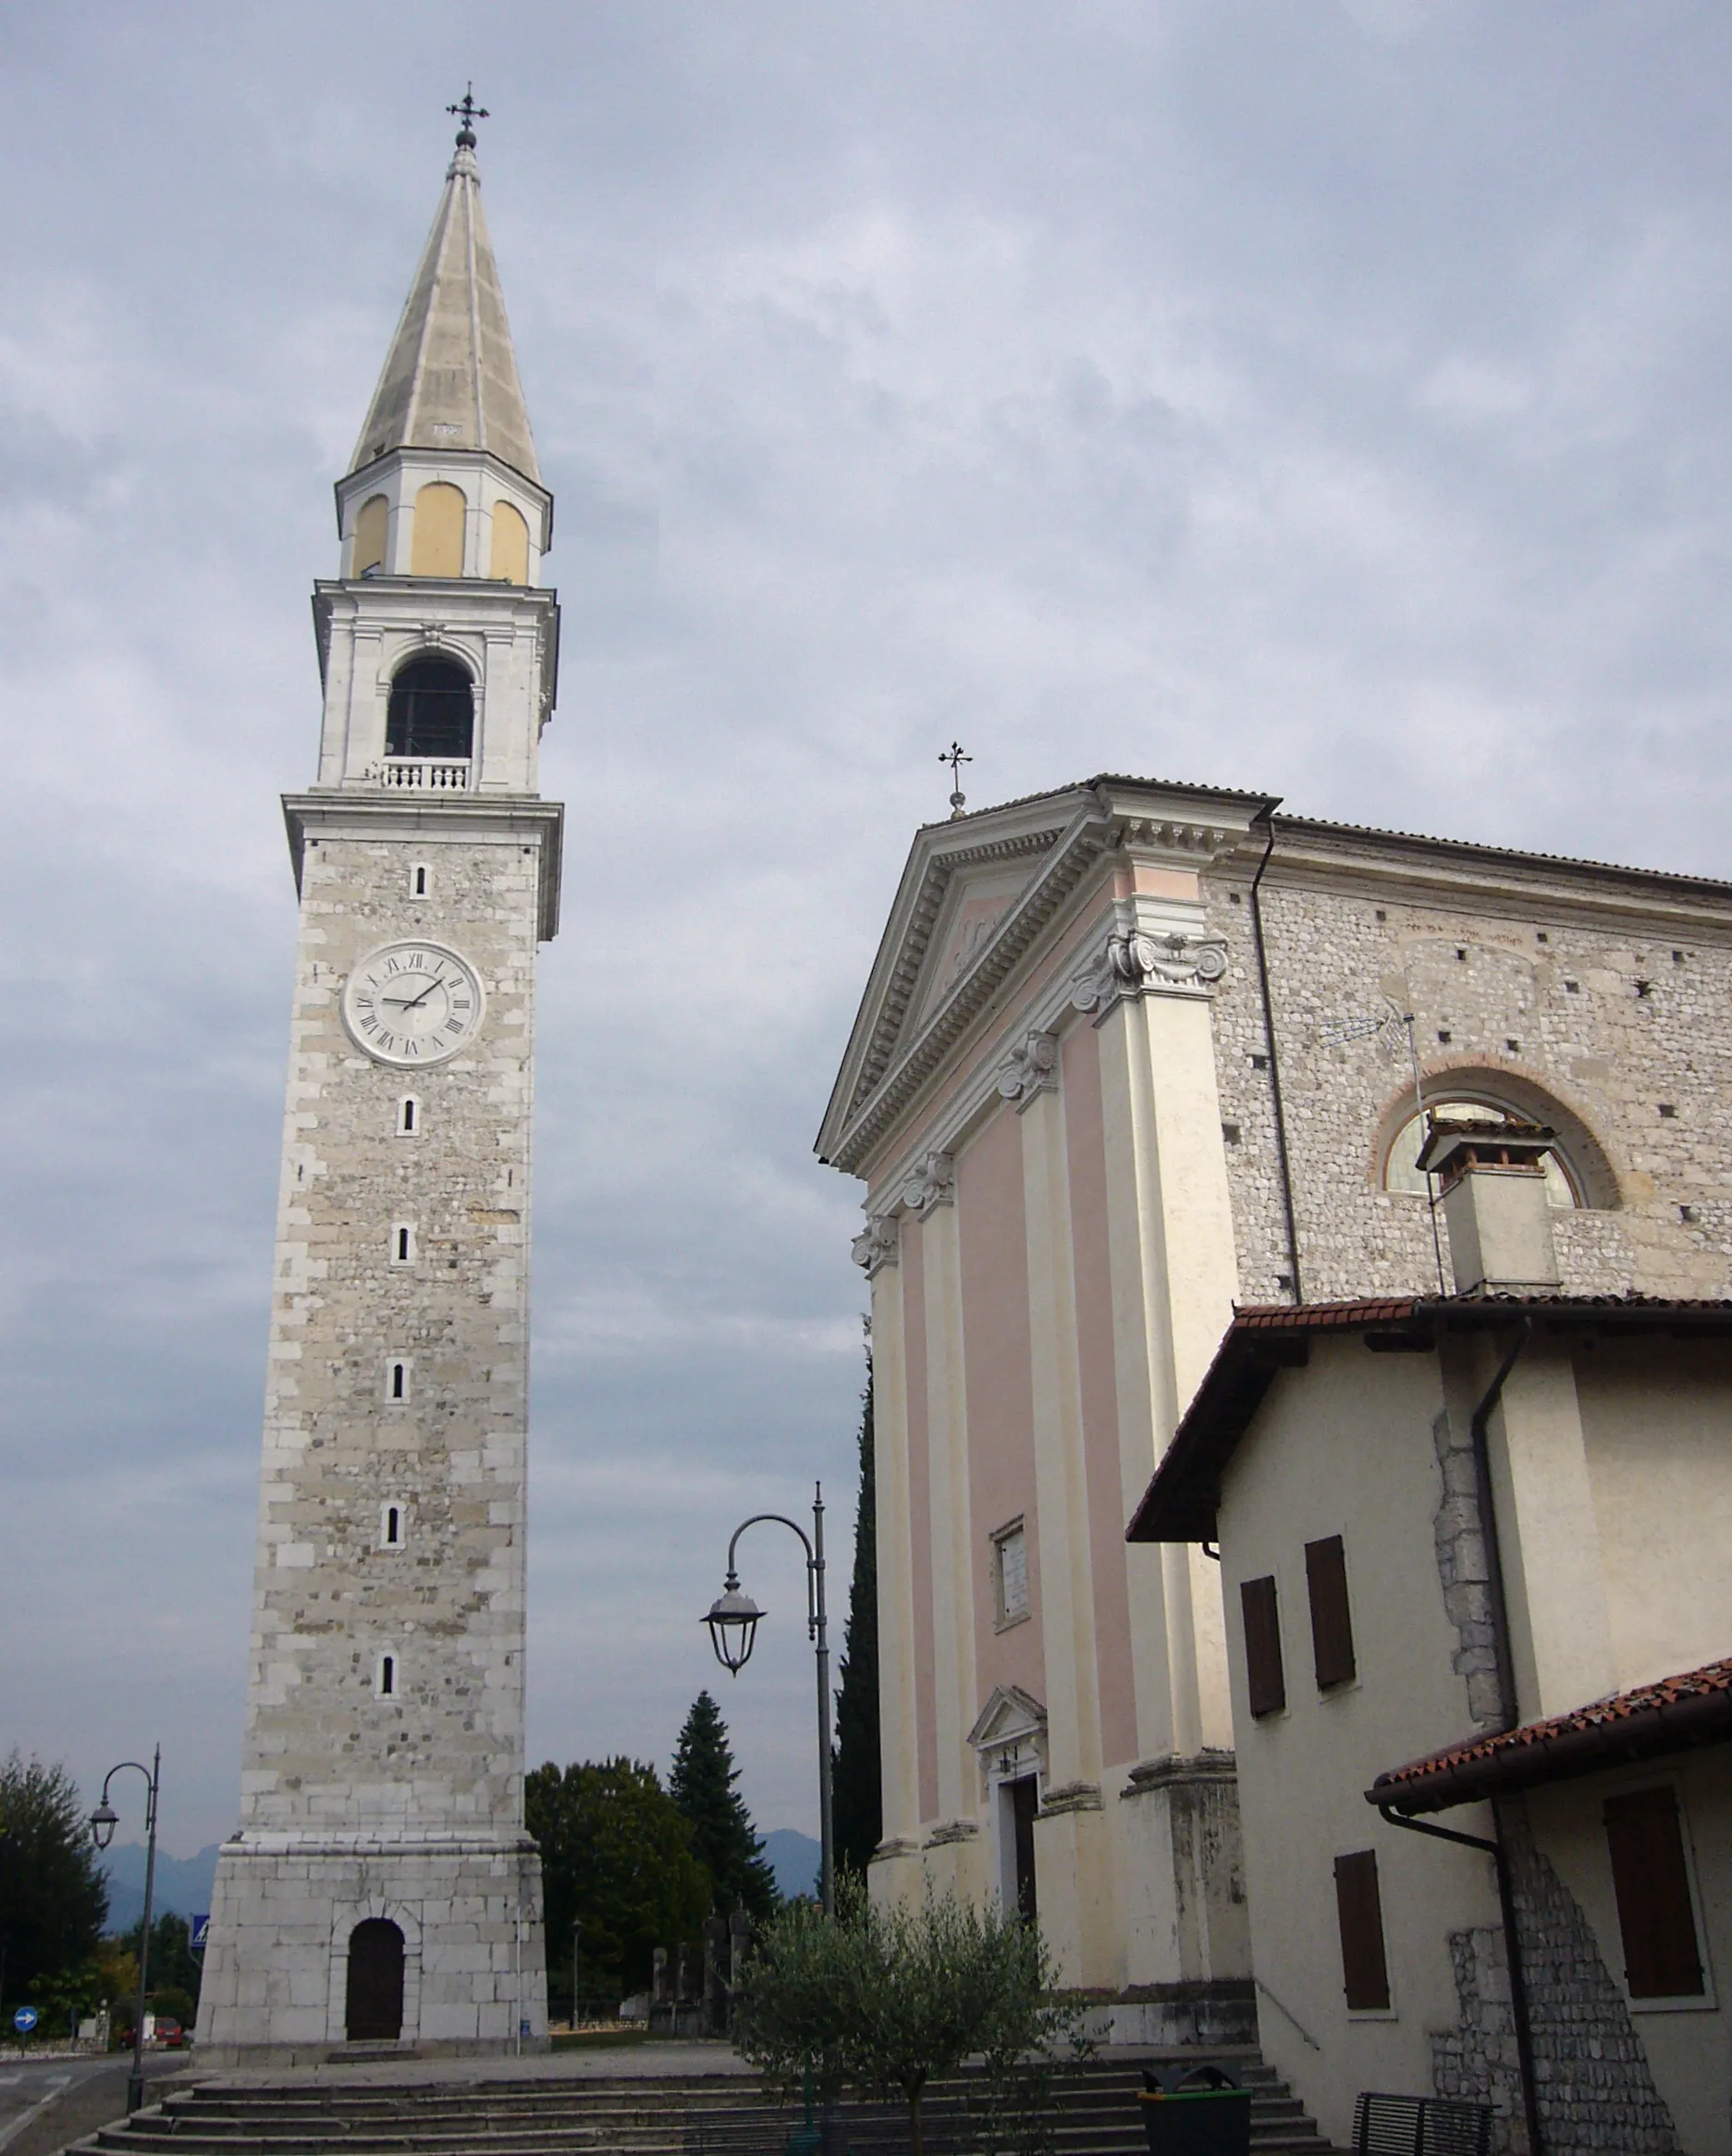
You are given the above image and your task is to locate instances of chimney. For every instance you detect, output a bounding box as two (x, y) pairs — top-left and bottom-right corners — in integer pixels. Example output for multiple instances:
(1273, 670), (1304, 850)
(1417, 1118), (1560, 1297)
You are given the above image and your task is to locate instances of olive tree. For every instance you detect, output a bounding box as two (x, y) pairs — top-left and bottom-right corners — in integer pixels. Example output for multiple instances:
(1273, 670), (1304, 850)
(733, 1877), (1087, 2156)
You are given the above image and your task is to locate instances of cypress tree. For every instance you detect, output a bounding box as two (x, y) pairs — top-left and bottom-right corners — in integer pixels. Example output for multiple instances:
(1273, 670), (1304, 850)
(831, 1350), (881, 1877)
(669, 1693), (780, 1919)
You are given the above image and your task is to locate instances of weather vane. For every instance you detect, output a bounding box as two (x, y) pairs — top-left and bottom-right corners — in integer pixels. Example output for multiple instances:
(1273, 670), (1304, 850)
(940, 741), (973, 818)
(447, 84), (489, 146)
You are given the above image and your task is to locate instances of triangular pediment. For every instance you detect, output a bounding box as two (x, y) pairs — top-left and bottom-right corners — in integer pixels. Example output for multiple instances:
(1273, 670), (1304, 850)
(910, 861), (1042, 1030)
(816, 789), (1088, 1158)
(966, 1683), (1048, 1752)
(815, 775), (1271, 1176)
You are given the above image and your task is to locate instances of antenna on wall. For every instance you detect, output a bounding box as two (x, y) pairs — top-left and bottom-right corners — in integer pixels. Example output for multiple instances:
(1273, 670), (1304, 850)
(1320, 997), (1447, 1296)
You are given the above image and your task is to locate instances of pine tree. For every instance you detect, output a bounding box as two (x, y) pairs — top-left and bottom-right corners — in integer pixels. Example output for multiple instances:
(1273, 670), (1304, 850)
(669, 1693), (780, 1919)
(832, 1349), (881, 1877)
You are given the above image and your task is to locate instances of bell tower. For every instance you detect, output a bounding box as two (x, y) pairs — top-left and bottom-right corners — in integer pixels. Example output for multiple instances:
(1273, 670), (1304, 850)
(196, 105), (559, 2061)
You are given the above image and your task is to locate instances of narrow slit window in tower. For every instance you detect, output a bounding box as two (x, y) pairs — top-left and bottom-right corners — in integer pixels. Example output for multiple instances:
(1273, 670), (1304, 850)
(388, 1360), (410, 1402)
(391, 1224), (416, 1267)
(398, 1097), (419, 1136)
(412, 863), (430, 897)
(381, 1503), (405, 1549)
(376, 1654), (398, 1699)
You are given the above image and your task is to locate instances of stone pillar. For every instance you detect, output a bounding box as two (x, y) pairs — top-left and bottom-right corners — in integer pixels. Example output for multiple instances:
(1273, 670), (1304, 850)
(1019, 1083), (1114, 1988)
(918, 1193), (978, 1836)
(1085, 924), (1247, 1998)
(864, 1229), (924, 1898)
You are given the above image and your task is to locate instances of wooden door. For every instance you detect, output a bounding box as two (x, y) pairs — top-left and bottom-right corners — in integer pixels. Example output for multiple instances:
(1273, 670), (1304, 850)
(345, 1918), (405, 2040)
(1010, 1776), (1038, 1926)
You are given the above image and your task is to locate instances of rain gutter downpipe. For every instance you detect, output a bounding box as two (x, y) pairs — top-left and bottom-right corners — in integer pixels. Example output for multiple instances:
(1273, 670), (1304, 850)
(1379, 1315), (1542, 2155)
(1248, 810), (1302, 1304)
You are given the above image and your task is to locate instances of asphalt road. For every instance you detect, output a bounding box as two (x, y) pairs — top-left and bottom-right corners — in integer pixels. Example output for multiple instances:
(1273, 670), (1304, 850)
(0, 2052), (183, 2155)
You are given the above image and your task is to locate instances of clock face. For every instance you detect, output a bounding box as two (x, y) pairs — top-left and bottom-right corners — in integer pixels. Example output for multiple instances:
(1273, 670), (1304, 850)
(342, 942), (485, 1066)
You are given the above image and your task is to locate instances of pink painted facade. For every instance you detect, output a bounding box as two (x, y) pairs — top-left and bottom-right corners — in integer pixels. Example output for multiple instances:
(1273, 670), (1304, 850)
(958, 1111), (1046, 1713)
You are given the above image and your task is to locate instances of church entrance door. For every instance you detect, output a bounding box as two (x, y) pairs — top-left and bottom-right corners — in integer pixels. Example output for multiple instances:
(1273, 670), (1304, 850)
(1008, 1776), (1038, 1925)
(345, 1918), (405, 2040)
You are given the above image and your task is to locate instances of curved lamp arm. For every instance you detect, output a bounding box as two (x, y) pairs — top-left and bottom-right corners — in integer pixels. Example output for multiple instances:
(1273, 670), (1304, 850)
(726, 1513), (817, 1633)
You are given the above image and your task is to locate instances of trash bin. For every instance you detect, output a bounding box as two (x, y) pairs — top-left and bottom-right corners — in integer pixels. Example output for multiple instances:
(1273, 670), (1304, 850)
(1136, 2066), (1252, 2156)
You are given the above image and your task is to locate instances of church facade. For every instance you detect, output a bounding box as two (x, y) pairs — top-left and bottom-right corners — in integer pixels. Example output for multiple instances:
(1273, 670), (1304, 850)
(817, 775), (1732, 2039)
(196, 117), (559, 2061)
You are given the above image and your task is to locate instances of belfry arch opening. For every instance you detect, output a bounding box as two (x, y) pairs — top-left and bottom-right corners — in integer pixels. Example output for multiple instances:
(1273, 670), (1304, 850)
(387, 658), (473, 762)
(1379, 1077), (1616, 1211)
(344, 1918), (405, 2041)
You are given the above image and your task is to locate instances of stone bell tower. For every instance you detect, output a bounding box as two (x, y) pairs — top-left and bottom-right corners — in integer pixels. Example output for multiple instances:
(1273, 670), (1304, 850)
(196, 105), (559, 2061)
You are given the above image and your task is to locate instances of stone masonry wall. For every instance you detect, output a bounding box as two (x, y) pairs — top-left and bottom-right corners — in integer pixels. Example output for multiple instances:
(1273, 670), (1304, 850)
(1202, 864), (1732, 1307)
(1431, 1808), (1679, 2155)
(244, 830), (542, 1834)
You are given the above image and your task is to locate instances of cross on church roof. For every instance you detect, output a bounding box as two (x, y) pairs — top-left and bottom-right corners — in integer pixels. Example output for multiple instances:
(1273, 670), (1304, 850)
(447, 84), (489, 148)
(940, 741), (973, 818)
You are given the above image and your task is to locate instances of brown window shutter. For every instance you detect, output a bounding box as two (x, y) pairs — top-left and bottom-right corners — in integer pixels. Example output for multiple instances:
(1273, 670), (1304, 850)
(1306, 1534), (1357, 1689)
(1240, 1575), (1285, 1719)
(1603, 1786), (1704, 1998)
(1333, 1849), (1391, 2011)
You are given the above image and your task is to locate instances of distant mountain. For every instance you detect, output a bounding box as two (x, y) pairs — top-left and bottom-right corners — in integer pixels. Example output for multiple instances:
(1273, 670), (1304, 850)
(761, 1828), (821, 1903)
(100, 1844), (222, 1932)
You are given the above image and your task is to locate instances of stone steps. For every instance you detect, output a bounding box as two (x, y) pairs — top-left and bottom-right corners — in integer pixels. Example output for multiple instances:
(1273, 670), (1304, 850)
(69, 2058), (1335, 2156)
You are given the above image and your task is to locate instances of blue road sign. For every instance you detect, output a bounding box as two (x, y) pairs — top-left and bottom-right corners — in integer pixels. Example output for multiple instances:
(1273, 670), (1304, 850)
(13, 2007), (38, 2034)
(190, 1914), (211, 1953)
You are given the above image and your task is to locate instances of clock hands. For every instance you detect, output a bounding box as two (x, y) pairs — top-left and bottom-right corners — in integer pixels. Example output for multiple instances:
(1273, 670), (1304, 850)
(381, 975), (446, 1011)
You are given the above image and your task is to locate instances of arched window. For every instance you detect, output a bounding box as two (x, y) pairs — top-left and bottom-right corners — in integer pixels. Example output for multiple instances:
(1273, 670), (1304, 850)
(387, 658), (473, 761)
(1384, 1098), (1585, 1209)
(410, 481), (466, 576)
(489, 499), (530, 584)
(351, 494), (388, 578)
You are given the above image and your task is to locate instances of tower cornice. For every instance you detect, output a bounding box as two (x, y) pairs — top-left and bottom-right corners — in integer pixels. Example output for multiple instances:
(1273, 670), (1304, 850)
(283, 793), (565, 942)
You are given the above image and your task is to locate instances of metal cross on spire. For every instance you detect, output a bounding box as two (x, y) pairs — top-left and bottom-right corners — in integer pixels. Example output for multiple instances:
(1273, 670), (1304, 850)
(940, 741), (973, 818)
(447, 84), (489, 147)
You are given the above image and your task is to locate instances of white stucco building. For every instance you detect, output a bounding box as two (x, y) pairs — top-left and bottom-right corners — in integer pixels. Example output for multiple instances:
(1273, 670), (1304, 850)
(1131, 1127), (1732, 2153)
(196, 112), (559, 2062)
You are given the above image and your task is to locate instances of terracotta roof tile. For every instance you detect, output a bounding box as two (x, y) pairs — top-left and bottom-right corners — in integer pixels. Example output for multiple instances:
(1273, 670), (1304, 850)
(1371, 1657), (1732, 1815)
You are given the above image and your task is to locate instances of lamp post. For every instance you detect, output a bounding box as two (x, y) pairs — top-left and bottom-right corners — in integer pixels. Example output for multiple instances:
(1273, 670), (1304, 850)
(704, 1484), (833, 1916)
(89, 1745), (160, 2117)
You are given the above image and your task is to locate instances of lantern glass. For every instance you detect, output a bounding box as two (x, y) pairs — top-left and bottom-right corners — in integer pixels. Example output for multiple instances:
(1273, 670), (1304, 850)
(90, 1799), (118, 1851)
(704, 1581), (764, 1675)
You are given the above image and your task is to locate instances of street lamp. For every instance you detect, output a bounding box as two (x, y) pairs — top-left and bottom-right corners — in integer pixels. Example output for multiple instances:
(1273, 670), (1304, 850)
(90, 1745), (160, 2118)
(704, 1484), (833, 1916)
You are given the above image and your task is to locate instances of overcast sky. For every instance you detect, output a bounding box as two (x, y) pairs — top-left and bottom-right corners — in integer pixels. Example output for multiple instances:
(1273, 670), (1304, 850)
(5, 2), (1732, 1858)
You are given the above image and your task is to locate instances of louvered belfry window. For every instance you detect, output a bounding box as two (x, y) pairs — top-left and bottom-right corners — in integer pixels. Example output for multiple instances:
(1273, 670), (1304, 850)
(1306, 1534), (1357, 1690)
(1333, 1849), (1391, 2011)
(1240, 1575), (1285, 1719)
(1603, 1786), (1704, 1998)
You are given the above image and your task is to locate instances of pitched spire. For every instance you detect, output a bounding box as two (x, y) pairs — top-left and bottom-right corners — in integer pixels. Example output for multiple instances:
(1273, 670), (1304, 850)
(350, 109), (540, 485)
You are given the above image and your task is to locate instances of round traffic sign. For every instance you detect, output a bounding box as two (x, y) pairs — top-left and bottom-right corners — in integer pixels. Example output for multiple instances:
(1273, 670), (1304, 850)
(13, 2007), (38, 2034)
